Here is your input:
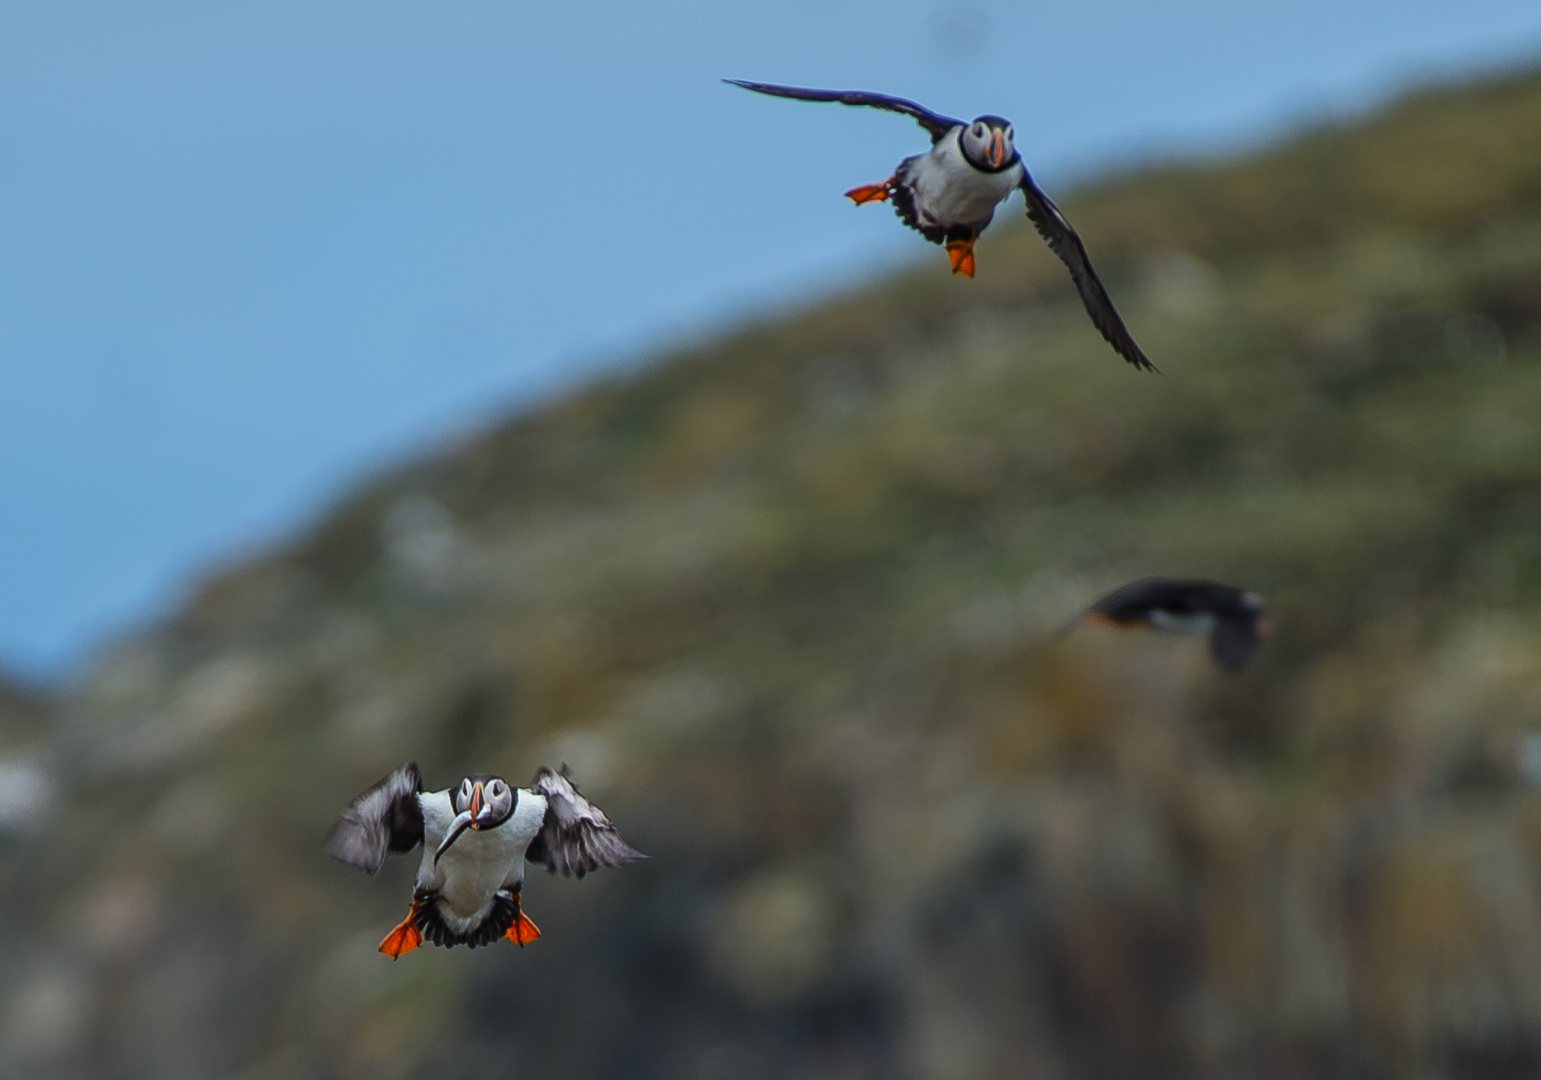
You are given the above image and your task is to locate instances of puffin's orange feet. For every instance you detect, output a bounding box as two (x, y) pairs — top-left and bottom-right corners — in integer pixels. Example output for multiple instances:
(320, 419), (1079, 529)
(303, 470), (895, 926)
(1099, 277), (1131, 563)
(378, 906), (423, 959)
(946, 236), (977, 277)
(504, 909), (541, 947)
(845, 179), (892, 205)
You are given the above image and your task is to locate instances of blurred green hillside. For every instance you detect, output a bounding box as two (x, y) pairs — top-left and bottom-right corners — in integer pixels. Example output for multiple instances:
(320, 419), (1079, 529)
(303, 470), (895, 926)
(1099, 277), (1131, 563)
(7, 63), (1541, 1080)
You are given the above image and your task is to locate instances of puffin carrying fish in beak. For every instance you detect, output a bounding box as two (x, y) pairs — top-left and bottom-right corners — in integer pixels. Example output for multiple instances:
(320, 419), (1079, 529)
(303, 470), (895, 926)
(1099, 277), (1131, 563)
(1068, 577), (1271, 671)
(327, 763), (644, 957)
(726, 79), (1155, 372)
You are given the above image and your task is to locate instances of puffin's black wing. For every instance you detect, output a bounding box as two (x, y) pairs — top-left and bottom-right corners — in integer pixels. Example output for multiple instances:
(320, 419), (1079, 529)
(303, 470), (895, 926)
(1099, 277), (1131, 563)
(1209, 615), (1263, 672)
(526, 766), (645, 879)
(326, 762), (424, 875)
(1018, 172), (1156, 372)
(725, 79), (963, 143)
(1087, 577), (1198, 619)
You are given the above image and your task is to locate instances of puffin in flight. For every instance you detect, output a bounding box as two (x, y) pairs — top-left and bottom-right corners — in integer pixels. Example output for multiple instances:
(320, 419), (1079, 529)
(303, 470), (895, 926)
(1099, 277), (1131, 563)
(327, 763), (644, 957)
(1072, 577), (1270, 671)
(726, 79), (1155, 372)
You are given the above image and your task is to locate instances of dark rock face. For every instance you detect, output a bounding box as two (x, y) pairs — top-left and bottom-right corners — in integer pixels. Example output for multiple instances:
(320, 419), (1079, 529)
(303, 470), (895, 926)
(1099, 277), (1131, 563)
(9, 66), (1541, 1080)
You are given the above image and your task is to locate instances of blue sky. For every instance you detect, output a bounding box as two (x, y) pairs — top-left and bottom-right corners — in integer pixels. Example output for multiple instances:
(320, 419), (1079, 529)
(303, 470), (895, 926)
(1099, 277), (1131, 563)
(1, 0), (1539, 679)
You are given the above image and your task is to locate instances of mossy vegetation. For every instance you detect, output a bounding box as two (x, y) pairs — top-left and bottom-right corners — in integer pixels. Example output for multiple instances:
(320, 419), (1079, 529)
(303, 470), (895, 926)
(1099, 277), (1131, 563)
(7, 63), (1541, 1080)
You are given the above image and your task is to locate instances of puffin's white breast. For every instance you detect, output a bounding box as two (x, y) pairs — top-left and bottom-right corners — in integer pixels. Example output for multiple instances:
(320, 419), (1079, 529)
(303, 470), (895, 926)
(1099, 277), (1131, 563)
(1149, 610), (1216, 637)
(902, 132), (1023, 230)
(414, 789), (548, 924)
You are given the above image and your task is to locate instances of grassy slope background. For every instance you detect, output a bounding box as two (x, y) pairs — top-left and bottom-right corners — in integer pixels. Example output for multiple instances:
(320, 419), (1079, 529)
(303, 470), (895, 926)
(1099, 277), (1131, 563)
(6, 65), (1541, 1080)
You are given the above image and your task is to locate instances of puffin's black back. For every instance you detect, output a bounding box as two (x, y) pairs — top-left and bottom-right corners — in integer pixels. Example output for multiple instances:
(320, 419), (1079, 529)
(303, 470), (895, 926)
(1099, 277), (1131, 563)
(1089, 577), (1253, 619)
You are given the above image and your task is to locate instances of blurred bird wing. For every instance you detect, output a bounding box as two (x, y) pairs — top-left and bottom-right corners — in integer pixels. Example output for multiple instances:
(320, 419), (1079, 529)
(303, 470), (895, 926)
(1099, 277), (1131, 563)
(1088, 577), (1184, 618)
(1209, 616), (1261, 672)
(725, 79), (963, 143)
(1018, 173), (1156, 372)
(525, 766), (645, 879)
(326, 762), (425, 875)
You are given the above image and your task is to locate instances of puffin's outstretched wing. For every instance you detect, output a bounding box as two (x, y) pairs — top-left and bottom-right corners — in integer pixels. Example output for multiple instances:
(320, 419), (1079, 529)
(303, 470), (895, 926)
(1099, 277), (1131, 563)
(326, 762), (425, 875)
(1087, 577), (1185, 618)
(526, 766), (645, 879)
(1018, 173), (1156, 372)
(725, 80), (963, 143)
(1086, 577), (1254, 620)
(1059, 576), (1183, 635)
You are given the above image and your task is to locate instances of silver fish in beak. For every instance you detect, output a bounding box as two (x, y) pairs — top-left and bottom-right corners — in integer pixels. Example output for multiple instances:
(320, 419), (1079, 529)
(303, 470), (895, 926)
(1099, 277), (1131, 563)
(434, 780), (485, 863)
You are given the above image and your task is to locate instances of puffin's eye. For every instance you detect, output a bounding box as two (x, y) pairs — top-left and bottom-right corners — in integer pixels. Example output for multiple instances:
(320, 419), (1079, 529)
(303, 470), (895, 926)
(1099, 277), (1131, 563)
(973, 124), (985, 137)
(490, 780), (505, 797)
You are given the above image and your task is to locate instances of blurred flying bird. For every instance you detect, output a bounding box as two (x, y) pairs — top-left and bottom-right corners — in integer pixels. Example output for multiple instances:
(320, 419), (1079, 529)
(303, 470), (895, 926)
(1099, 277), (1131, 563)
(328, 763), (644, 957)
(1071, 577), (1270, 671)
(726, 79), (1155, 371)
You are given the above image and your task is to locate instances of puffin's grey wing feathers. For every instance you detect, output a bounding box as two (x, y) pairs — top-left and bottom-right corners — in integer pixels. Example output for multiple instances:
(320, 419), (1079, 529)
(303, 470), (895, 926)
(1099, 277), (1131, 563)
(326, 762), (424, 875)
(526, 766), (645, 879)
(725, 79), (963, 143)
(1019, 173), (1156, 372)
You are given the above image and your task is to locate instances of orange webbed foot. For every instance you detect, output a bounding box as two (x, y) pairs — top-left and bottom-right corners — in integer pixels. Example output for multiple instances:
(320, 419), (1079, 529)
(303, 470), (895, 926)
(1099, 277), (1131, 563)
(504, 908), (542, 948)
(378, 905), (423, 959)
(845, 179), (892, 205)
(946, 236), (977, 277)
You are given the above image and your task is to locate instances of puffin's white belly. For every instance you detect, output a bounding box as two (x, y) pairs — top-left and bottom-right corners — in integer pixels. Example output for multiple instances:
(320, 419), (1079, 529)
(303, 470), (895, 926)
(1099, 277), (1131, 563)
(414, 789), (547, 932)
(903, 136), (1022, 230)
(1149, 610), (1216, 637)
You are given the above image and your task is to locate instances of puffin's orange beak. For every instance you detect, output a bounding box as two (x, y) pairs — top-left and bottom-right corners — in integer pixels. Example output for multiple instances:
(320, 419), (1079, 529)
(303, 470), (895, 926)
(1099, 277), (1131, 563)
(468, 782), (484, 826)
(988, 129), (1006, 168)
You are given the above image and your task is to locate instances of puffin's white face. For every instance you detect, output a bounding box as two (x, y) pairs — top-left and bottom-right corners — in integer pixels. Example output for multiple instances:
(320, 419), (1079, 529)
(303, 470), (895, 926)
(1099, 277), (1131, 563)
(452, 776), (513, 824)
(435, 774), (515, 862)
(961, 117), (1015, 171)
